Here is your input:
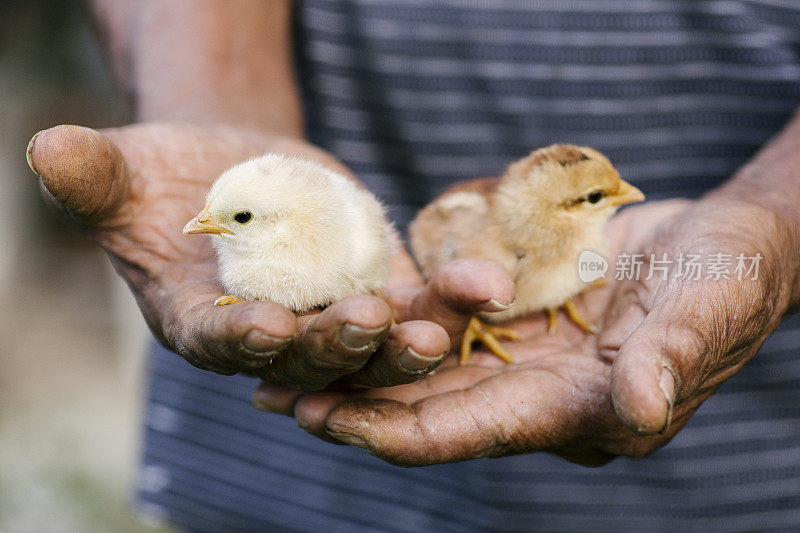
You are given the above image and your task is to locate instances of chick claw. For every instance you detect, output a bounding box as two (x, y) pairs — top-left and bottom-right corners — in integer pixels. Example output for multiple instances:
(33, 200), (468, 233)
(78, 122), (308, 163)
(547, 298), (605, 335)
(562, 298), (598, 335)
(214, 295), (247, 306)
(461, 316), (519, 365)
(547, 292), (601, 335)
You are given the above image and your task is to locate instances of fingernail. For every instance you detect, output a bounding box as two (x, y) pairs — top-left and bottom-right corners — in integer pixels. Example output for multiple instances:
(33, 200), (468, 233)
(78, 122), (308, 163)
(26, 131), (41, 175)
(297, 419), (311, 431)
(327, 431), (369, 450)
(243, 329), (292, 353)
(477, 298), (515, 312)
(398, 346), (446, 373)
(340, 324), (384, 350)
(658, 368), (676, 434)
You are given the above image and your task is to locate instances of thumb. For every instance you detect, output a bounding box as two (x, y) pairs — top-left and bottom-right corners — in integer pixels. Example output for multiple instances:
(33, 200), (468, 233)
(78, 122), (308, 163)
(26, 125), (129, 226)
(610, 314), (709, 436)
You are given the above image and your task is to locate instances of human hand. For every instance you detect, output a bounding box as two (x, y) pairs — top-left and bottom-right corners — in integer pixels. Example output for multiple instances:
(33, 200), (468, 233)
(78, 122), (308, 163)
(26, 123), (484, 389)
(253, 198), (799, 465)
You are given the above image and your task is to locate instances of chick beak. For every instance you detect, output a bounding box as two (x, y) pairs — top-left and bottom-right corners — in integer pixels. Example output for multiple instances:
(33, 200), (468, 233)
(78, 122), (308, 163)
(608, 180), (645, 207)
(183, 209), (234, 235)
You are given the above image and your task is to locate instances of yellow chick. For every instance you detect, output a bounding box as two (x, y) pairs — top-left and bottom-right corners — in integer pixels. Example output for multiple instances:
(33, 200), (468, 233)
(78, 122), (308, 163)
(183, 154), (394, 312)
(409, 144), (644, 364)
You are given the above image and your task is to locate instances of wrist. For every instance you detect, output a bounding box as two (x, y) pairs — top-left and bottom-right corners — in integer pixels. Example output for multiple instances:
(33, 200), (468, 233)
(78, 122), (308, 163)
(90, 0), (304, 140)
(693, 197), (800, 310)
(708, 109), (800, 232)
(134, 103), (304, 141)
(132, 120), (359, 186)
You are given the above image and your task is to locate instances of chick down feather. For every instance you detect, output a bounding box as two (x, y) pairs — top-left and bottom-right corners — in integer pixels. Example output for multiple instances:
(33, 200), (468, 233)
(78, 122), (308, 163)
(196, 154), (394, 312)
(409, 144), (643, 322)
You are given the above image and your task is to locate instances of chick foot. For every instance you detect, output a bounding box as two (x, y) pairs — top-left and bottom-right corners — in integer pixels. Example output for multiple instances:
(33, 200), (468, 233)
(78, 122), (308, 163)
(461, 316), (519, 365)
(214, 295), (247, 306)
(547, 308), (559, 334)
(546, 280), (604, 333)
(562, 298), (598, 335)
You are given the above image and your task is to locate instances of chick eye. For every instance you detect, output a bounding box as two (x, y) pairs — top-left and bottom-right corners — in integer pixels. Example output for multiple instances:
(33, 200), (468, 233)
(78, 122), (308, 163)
(586, 191), (605, 204)
(233, 211), (253, 224)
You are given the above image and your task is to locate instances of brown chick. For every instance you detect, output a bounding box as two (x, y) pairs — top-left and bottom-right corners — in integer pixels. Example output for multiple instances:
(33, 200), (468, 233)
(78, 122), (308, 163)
(409, 144), (644, 364)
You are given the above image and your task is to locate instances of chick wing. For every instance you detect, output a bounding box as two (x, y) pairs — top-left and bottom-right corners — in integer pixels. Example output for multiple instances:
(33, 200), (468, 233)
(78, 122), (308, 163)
(409, 177), (518, 278)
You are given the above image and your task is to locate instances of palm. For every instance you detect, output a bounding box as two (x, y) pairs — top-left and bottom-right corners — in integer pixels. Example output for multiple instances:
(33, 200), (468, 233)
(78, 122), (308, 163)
(30, 123), (450, 385)
(87, 124), (296, 372)
(314, 200), (705, 464)
(108, 125), (268, 285)
(305, 195), (790, 467)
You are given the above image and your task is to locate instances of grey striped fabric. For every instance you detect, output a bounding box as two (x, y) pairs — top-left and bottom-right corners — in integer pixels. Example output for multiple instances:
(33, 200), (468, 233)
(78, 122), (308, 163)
(137, 1), (800, 531)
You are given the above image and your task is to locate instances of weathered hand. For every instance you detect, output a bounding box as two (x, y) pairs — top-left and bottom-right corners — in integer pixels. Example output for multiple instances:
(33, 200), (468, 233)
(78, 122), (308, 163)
(27, 123), (467, 389)
(254, 198), (799, 465)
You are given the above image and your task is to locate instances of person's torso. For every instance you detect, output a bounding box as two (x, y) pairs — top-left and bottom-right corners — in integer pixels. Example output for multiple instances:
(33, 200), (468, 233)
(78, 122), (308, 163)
(136, 4), (800, 531)
(295, 0), (800, 228)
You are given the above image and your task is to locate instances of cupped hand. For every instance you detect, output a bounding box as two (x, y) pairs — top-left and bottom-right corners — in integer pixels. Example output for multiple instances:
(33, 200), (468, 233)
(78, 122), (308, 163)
(26, 122), (491, 389)
(254, 198), (800, 465)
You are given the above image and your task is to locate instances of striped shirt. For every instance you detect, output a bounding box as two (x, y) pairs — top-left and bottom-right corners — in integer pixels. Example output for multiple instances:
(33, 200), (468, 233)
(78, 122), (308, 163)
(138, 1), (800, 531)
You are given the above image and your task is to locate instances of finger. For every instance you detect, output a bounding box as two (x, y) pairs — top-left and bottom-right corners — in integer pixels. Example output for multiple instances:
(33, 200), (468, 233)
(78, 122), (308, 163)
(27, 125), (129, 226)
(253, 358), (492, 426)
(252, 382), (353, 441)
(257, 295), (393, 391)
(162, 285), (296, 374)
(324, 365), (599, 466)
(610, 313), (708, 436)
(252, 382), (304, 416)
(405, 259), (515, 342)
(596, 280), (649, 364)
(250, 384), (348, 445)
(609, 255), (777, 437)
(346, 320), (450, 387)
(296, 362), (496, 440)
(384, 237), (425, 291)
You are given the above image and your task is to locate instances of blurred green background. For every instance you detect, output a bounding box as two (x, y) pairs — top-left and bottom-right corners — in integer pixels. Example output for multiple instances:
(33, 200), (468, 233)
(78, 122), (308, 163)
(0, 2), (168, 531)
